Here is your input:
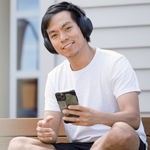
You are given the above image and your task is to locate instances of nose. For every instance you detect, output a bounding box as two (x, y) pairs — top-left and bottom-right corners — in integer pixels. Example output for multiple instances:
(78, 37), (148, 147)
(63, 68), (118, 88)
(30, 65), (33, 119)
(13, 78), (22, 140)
(60, 32), (69, 43)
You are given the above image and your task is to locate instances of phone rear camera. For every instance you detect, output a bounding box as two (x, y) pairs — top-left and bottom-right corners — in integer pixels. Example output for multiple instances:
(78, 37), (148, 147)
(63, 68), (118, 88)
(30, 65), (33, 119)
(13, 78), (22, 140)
(60, 94), (66, 101)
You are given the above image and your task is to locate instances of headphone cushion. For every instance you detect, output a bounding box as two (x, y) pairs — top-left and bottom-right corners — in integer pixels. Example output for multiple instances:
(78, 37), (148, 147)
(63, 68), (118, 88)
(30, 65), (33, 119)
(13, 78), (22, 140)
(78, 16), (93, 38)
(44, 36), (57, 54)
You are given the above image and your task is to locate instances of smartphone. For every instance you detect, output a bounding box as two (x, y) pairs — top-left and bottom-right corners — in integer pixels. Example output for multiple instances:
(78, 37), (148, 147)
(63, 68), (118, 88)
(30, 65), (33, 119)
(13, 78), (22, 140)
(55, 90), (79, 123)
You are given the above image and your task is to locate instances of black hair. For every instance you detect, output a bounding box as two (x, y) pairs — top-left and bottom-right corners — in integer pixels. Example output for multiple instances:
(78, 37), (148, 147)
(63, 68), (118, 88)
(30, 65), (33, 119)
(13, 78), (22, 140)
(41, 1), (93, 54)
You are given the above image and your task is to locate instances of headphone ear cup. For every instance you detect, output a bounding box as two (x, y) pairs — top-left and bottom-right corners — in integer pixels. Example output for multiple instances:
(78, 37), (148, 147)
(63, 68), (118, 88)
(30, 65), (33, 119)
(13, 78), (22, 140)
(44, 36), (58, 54)
(78, 16), (93, 38)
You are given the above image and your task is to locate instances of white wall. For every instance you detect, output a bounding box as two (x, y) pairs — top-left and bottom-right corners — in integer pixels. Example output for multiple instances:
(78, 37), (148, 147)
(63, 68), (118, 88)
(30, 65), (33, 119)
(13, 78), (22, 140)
(0, 0), (10, 117)
(40, 0), (150, 116)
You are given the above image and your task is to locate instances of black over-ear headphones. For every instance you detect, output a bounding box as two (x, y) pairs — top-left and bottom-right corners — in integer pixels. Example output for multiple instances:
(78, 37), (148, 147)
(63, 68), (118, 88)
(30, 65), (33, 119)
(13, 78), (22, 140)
(41, 2), (93, 54)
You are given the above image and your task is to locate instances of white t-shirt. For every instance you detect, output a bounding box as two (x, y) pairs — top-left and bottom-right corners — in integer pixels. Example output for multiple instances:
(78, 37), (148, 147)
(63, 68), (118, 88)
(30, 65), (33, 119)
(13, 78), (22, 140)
(45, 48), (147, 145)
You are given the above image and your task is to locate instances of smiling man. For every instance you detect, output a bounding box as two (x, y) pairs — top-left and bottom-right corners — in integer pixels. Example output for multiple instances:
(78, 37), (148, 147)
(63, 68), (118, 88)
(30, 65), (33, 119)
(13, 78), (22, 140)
(8, 1), (147, 150)
(46, 11), (92, 62)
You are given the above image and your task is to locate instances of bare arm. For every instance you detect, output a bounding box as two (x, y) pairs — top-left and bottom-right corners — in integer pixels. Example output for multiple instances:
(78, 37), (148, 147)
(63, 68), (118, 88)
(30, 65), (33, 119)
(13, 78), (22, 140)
(63, 92), (140, 130)
(112, 91), (140, 129)
(37, 110), (61, 143)
(96, 91), (140, 129)
(44, 110), (62, 137)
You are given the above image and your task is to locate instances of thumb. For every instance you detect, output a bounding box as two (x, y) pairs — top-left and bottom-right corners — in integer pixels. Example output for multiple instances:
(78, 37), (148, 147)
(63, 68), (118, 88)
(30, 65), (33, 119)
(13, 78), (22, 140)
(44, 116), (54, 124)
(37, 120), (44, 127)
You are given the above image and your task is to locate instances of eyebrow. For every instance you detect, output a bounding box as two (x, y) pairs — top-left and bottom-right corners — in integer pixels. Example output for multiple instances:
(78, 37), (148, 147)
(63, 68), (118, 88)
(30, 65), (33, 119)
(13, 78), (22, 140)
(62, 21), (71, 28)
(47, 21), (72, 35)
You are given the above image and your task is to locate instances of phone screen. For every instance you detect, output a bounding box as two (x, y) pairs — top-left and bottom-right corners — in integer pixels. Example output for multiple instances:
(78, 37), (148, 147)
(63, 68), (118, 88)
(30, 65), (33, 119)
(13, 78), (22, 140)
(55, 90), (79, 123)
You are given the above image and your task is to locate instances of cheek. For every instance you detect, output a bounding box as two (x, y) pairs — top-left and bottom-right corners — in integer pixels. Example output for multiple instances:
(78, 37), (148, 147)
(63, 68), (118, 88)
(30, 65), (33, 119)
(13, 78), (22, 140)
(51, 40), (60, 49)
(73, 29), (85, 42)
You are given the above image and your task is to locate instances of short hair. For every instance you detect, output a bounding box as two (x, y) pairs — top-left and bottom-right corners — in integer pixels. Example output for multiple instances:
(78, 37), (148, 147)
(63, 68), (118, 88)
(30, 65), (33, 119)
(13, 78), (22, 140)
(41, 1), (93, 54)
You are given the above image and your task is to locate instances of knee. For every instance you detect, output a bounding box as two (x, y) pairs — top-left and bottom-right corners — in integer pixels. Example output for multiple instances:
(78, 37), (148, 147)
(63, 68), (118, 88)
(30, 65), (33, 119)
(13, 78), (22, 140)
(8, 137), (31, 150)
(8, 137), (56, 150)
(109, 122), (137, 144)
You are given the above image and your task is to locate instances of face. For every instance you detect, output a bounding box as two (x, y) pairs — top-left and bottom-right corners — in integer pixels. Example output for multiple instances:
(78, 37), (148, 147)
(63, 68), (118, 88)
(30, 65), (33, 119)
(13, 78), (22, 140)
(46, 11), (87, 58)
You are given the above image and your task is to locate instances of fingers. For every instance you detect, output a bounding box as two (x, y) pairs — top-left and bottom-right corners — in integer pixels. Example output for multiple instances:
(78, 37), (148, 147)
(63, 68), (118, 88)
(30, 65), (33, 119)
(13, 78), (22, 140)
(63, 107), (89, 118)
(37, 117), (54, 134)
(36, 126), (53, 133)
(37, 127), (55, 138)
(36, 125), (55, 143)
(36, 116), (55, 143)
(63, 116), (89, 126)
(62, 105), (95, 126)
(68, 105), (89, 112)
(38, 137), (53, 144)
(63, 109), (81, 117)
(37, 116), (53, 127)
(63, 116), (80, 123)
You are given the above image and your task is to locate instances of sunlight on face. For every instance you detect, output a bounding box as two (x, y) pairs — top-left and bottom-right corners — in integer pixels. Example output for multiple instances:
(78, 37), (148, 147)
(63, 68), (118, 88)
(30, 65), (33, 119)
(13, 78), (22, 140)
(47, 11), (86, 58)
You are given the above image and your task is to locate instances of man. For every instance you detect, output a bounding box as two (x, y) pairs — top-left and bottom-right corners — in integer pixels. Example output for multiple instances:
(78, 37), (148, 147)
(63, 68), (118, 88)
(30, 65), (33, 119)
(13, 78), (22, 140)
(8, 1), (147, 150)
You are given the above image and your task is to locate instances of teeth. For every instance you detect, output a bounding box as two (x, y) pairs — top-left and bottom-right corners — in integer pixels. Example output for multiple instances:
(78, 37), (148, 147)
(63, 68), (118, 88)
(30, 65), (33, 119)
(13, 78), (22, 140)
(65, 43), (72, 48)
(63, 42), (73, 49)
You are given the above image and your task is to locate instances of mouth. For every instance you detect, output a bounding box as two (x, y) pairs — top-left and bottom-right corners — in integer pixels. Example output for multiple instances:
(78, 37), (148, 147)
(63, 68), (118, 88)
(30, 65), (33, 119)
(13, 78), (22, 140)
(62, 41), (75, 49)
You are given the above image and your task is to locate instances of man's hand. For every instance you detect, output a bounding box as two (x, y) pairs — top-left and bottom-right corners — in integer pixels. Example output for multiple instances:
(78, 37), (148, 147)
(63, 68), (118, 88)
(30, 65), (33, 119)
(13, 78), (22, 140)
(62, 92), (140, 129)
(36, 116), (56, 143)
(63, 105), (98, 126)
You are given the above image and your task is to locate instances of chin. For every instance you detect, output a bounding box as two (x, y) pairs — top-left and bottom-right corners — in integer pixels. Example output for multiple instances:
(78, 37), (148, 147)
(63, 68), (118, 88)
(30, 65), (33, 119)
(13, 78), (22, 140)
(67, 51), (79, 58)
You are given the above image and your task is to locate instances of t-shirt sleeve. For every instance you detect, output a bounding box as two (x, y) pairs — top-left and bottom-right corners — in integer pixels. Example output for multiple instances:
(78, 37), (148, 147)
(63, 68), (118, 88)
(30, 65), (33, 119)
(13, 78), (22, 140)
(44, 72), (60, 112)
(111, 56), (141, 99)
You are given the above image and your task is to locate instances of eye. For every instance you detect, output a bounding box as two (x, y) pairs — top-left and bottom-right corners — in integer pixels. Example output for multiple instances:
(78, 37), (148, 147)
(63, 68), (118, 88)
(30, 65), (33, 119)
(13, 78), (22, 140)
(65, 26), (72, 31)
(51, 34), (58, 39)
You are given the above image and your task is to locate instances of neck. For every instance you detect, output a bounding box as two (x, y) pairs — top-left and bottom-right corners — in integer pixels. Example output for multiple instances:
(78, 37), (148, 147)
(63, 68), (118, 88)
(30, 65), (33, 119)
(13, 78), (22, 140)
(68, 44), (96, 71)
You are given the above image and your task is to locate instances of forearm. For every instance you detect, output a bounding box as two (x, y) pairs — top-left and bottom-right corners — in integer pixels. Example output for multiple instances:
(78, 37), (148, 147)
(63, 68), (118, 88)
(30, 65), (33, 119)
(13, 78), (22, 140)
(63, 103), (140, 129)
(95, 110), (140, 130)
(96, 92), (141, 129)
